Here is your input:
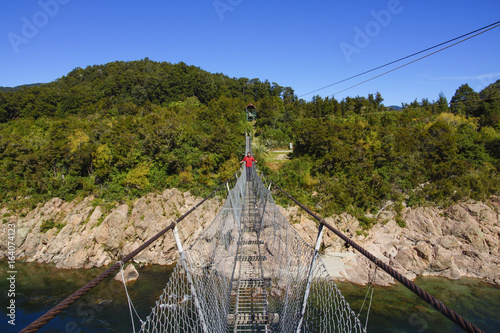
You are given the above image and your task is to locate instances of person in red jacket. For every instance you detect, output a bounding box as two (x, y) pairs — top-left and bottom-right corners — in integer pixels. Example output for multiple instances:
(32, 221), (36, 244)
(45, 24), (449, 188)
(240, 152), (257, 181)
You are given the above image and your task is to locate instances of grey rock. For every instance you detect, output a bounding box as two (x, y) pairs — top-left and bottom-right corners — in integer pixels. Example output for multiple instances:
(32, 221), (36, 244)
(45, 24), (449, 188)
(114, 264), (139, 284)
(1, 191), (499, 287)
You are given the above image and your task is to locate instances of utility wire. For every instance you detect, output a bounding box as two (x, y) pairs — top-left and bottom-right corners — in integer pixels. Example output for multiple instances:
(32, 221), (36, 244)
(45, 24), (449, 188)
(299, 20), (500, 98)
(330, 22), (500, 97)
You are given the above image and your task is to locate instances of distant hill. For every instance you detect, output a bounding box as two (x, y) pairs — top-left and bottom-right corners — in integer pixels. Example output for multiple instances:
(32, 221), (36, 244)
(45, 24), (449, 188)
(0, 59), (286, 122)
(387, 105), (402, 110)
(0, 83), (42, 92)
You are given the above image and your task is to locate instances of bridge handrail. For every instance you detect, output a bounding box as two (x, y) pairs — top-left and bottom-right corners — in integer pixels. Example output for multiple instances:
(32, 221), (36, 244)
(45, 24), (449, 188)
(20, 174), (237, 333)
(264, 175), (486, 333)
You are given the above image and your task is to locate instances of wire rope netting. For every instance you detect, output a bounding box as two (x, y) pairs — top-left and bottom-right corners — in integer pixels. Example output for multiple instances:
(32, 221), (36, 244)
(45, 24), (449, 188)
(139, 140), (364, 332)
(138, 171), (246, 333)
(251, 168), (365, 333)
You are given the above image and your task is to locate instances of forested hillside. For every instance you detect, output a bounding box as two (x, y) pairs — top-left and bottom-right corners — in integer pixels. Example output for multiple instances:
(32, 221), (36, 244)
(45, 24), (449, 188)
(1, 58), (499, 220)
(0, 58), (285, 122)
(0, 84), (42, 93)
(0, 59), (286, 211)
(262, 81), (500, 225)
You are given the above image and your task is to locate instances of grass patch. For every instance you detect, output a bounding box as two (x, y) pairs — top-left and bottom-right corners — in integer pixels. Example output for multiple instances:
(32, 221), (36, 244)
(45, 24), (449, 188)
(396, 215), (407, 228)
(357, 215), (376, 230)
(264, 150), (292, 171)
(96, 216), (105, 227)
(40, 218), (65, 234)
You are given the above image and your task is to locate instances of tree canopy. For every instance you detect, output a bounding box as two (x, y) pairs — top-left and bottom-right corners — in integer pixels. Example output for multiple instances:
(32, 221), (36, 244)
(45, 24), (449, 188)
(1, 59), (499, 218)
(261, 80), (500, 221)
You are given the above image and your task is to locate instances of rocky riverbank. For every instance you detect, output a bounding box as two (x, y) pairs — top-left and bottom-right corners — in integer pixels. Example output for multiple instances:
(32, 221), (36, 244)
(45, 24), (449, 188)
(1, 191), (499, 285)
(286, 197), (500, 285)
(0, 189), (222, 269)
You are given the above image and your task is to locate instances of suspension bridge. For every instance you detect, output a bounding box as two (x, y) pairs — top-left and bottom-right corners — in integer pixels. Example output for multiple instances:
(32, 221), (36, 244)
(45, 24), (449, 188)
(21, 135), (485, 333)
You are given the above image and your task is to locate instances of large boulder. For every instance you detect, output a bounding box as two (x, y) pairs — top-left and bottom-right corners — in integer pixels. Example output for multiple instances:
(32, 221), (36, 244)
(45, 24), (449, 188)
(114, 264), (139, 284)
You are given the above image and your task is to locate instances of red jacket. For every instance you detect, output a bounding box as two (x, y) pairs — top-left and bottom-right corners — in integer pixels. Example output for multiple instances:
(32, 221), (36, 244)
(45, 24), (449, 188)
(242, 156), (256, 167)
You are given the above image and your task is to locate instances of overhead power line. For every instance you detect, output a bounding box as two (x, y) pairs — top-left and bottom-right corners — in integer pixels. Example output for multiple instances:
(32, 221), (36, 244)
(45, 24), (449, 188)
(299, 20), (500, 98)
(330, 22), (500, 97)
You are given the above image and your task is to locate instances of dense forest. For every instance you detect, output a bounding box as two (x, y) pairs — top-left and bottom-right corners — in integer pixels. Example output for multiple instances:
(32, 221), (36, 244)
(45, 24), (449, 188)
(258, 81), (500, 224)
(1, 59), (499, 222)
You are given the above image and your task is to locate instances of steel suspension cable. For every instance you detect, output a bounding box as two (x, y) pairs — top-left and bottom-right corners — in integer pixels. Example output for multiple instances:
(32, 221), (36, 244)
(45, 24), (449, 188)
(299, 20), (500, 98)
(20, 176), (236, 333)
(330, 22), (500, 97)
(264, 175), (486, 333)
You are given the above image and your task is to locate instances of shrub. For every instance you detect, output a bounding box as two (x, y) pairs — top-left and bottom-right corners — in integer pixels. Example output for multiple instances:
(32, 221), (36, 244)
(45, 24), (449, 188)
(39, 218), (65, 233)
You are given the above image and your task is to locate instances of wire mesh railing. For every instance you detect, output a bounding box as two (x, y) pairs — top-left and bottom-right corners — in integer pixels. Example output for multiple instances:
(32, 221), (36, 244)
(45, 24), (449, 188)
(251, 167), (365, 333)
(139, 160), (364, 332)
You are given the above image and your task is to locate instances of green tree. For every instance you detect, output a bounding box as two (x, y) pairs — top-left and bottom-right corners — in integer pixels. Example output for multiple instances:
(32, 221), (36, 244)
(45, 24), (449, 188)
(450, 84), (480, 116)
(93, 143), (112, 181)
(123, 161), (151, 189)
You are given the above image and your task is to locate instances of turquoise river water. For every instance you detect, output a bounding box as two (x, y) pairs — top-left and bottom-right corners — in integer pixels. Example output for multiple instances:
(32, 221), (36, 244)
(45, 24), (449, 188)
(1, 262), (499, 333)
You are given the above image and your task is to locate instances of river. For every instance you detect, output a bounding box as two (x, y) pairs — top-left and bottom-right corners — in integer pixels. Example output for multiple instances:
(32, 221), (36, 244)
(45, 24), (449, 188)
(1, 262), (499, 332)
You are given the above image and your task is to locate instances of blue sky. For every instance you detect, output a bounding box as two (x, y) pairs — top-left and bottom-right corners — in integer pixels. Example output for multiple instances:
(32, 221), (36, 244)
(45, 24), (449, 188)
(1, 0), (499, 106)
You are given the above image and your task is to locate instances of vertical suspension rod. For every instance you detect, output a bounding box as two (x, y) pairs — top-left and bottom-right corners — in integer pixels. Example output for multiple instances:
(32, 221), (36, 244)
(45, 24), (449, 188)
(296, 224), (324, 333)
(20, 176), (233, 333)
(265, 176), (486, 333)
(173, 226), (209, 333)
